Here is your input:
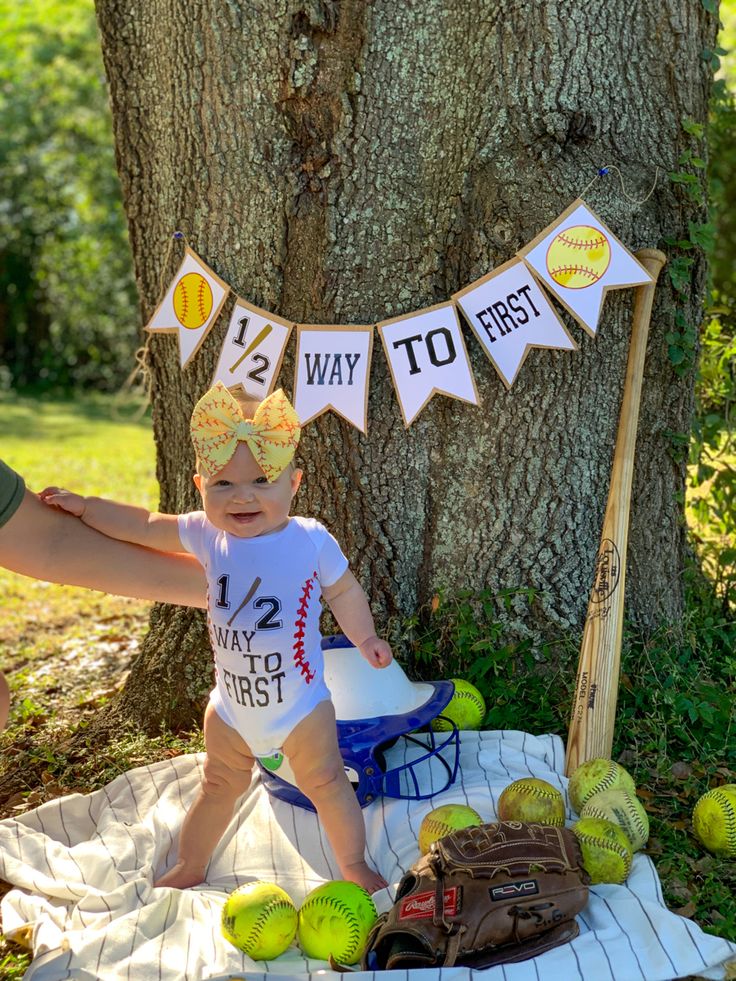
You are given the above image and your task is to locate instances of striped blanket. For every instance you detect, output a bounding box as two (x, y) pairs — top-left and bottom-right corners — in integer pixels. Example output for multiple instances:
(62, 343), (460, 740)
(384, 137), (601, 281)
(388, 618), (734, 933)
(1, 730), (734, 980)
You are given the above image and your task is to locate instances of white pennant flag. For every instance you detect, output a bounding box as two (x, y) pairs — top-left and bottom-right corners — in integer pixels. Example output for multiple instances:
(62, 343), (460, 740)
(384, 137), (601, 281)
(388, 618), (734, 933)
(294, 325), (373, 432)
(519, 199), (652, 336)
(377, 301), (479, 427)
(145, 247), (229, 367)
(453, 257), (576, 389)
(212, 299), (292, 398)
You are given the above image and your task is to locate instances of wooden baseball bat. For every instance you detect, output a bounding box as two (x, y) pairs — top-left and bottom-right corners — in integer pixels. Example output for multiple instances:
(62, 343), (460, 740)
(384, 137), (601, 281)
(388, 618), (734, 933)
(564, 249), (667, 776)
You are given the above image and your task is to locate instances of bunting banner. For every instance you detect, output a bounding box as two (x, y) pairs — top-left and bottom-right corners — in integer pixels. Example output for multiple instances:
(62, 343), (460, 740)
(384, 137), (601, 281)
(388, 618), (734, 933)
(518, 199), (652, 336)
(145, 247), (229, 368)
(453, 257), (577, 389)
(212, 298), (292, 398)
(377, 301), (479, 427)
(148, 178), (661, 431)
(294, 325), (373, 432)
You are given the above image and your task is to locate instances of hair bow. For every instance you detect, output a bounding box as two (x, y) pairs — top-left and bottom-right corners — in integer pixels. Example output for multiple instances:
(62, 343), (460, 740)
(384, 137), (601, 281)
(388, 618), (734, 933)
(190, 382), (301, 481)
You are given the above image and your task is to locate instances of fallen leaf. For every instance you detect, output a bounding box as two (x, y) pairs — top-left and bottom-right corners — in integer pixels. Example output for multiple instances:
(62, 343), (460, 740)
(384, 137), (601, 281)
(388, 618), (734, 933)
(671, 761), (692, 780)
(695, 855), (717, 872)
(674, 901), (697, 918)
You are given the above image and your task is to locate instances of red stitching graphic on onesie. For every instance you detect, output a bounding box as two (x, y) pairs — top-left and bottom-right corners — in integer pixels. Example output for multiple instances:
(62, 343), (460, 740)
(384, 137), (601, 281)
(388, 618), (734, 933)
(293, 572), (318, 683)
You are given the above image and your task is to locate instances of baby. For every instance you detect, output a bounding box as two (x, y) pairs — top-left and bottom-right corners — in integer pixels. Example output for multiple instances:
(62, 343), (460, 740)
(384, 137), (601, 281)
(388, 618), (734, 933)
(41, 383), (392, 893)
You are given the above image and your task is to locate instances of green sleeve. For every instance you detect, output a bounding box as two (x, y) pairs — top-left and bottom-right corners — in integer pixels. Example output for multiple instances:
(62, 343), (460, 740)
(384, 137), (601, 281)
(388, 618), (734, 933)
(0, 459), (25, 528)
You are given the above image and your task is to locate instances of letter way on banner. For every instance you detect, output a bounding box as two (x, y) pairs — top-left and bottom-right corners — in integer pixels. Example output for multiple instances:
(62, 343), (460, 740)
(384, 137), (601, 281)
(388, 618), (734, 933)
(212, 298), (293, 398)
(294, 325), (374, 432)
(377, 301), (479, 427)
(453, 257), (576, 389)
(518, 199), (652, 336)
(145, 247), (230, 368)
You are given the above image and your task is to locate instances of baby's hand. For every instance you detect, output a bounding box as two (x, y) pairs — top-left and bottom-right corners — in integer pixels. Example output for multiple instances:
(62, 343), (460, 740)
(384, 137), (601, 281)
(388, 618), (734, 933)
(358, 636), (393, 669)
(39, 487), (86, 518)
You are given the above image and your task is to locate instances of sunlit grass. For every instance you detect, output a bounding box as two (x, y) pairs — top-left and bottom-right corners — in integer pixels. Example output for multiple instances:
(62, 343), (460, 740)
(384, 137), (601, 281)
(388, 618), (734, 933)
(0, 392), (157, 665)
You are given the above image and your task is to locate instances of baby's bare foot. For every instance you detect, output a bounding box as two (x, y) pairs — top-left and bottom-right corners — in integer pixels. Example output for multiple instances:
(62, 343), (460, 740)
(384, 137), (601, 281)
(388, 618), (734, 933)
(154, 862), (206, 889)
(341, 860), (388, 893)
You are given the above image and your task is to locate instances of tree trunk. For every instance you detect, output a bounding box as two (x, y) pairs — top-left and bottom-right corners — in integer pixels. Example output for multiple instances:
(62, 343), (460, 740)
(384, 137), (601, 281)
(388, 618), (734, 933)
(93, 0), (715, 731)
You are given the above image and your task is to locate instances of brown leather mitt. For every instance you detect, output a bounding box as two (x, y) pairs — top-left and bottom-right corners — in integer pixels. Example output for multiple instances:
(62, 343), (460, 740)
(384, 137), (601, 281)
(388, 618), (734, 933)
(362, 821), (590, 970)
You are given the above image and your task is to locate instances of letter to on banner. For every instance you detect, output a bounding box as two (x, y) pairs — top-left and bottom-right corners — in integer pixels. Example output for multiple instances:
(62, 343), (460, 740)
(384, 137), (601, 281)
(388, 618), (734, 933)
(377, 301), (479, 427)
(294, 325), (373, 432)
(453, 257), (576, 389)
(212, 298), (293, 398)
(518, 199), (652, 336)
(145, 247), (230, 368)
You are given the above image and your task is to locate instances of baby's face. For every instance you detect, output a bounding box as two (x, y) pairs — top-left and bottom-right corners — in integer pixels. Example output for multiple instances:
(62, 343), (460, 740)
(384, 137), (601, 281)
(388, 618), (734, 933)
(194, 442), (301, 538)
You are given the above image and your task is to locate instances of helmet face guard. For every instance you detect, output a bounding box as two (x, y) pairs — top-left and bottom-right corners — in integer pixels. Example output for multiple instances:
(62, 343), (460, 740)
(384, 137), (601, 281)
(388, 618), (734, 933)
(257, 635), (460, 809)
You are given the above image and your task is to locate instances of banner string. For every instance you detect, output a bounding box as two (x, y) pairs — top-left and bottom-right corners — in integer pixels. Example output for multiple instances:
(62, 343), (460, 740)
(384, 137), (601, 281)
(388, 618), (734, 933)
(579, 165), (661, 206)
(112, 230), (186, 421)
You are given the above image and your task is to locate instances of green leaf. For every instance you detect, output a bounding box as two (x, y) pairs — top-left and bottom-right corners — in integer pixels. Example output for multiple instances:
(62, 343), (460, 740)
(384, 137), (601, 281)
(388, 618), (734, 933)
(669, 174), (698, 187)
(682, 117), (705, 138)
(688, 221), (716, 250)
(669, 345), (686, 365)
(668, 256), (694, 291)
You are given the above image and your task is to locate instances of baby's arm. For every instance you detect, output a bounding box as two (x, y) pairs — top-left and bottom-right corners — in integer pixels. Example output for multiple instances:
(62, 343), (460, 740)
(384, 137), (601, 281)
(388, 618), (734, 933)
(39, 487), (183, 553)
(322, 570), (392, 668)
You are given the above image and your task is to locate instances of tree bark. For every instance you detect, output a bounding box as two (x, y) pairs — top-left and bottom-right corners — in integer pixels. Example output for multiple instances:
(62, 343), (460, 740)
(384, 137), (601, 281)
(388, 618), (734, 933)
(93, 0), (715, 731)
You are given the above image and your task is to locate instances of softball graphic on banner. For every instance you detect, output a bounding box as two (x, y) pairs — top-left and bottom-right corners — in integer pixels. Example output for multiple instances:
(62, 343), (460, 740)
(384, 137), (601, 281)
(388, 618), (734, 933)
(453, 257), (576, 389)
(519, 200), (653, 336)
(378, 302), (479, 427)
(294, 325), (373, 432)
(212, 298), (292, 398)
(145, 247), (229, 367)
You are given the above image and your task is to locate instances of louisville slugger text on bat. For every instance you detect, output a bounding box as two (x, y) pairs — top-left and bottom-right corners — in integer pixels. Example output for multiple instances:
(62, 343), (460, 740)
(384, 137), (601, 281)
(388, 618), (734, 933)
(565, 249), (667, 777)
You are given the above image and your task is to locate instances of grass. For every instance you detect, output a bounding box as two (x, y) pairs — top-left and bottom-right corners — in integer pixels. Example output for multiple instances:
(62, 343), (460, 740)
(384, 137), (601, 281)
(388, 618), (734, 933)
(0, 393), (734, 974)
(0, 390), (157, 677)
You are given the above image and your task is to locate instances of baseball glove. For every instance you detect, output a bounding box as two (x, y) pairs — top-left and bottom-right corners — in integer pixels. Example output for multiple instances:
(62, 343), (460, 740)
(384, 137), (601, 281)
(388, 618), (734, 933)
(362, 821), (590, 970)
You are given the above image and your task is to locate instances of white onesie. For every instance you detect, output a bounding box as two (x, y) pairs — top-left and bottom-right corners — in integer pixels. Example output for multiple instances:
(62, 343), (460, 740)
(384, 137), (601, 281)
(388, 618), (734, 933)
(178, 513), (349, 756)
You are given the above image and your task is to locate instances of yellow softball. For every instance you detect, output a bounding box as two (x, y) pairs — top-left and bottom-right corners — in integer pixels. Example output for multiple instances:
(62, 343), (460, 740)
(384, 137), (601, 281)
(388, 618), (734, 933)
(546, 224), (611, 289)
(581, 788), (650, 851)
(297, 881), (377, 965)
(431, 679), (486, 731)
(572, 817), (633, 885)
(498, 778), (566, 826)
(692, 784), (736, 857)
(418, 803), (484, 854)
(173, 271), (213, 329)
(221, 881), (297, 960)
(568, 758), (636, 814)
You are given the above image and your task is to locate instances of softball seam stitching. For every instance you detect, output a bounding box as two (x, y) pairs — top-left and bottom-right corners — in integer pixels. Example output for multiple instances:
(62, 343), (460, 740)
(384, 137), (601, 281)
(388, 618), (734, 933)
(302, 896), (362, 957)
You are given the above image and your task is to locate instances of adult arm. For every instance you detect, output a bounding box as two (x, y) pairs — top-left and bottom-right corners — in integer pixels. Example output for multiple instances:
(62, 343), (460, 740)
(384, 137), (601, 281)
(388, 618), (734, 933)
(0, 487), (206, 607)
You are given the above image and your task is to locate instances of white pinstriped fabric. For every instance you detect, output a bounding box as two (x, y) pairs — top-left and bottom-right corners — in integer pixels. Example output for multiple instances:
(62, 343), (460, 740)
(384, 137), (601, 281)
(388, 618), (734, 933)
(1, 731), (734, 981)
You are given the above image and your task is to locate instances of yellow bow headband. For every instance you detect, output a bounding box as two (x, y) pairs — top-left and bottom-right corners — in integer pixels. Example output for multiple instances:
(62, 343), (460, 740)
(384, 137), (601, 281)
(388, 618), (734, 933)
(190, 383), (301, 482)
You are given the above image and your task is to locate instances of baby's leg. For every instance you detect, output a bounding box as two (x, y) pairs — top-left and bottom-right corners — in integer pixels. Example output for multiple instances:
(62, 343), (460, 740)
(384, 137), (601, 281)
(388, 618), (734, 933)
(284, 700), (387, 893)
(155, 703), (255, 889)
